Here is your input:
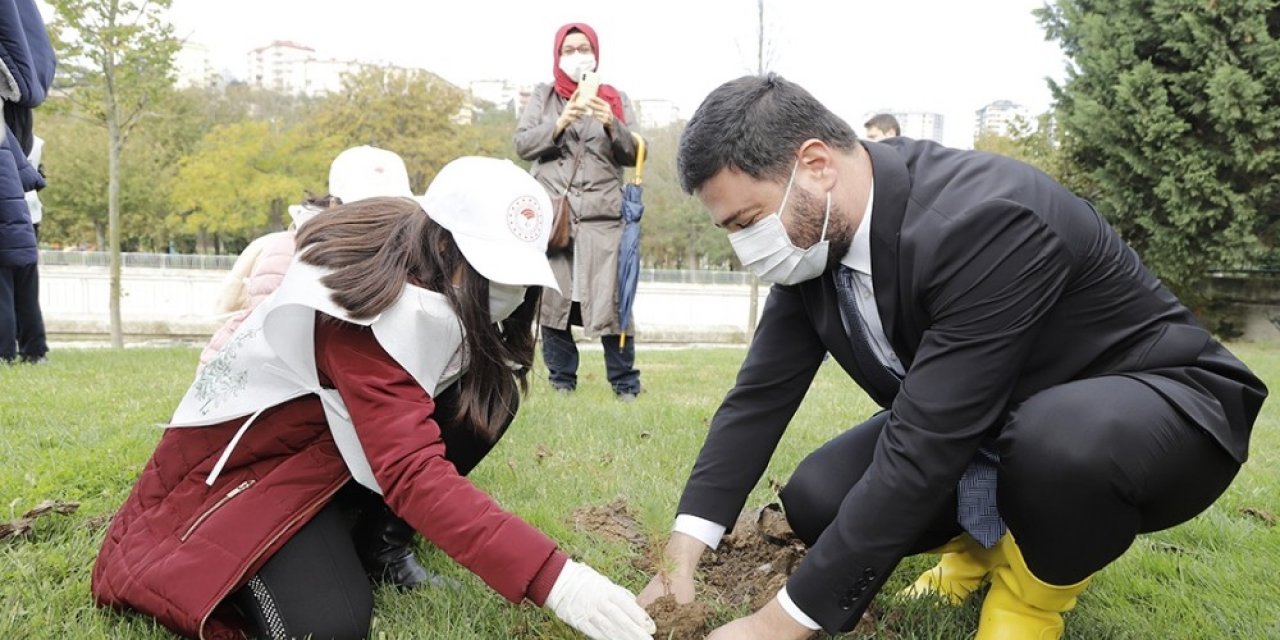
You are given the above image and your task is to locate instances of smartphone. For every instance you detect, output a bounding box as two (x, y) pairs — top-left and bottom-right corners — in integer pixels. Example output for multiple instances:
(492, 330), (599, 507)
(576, 71), (601, 105)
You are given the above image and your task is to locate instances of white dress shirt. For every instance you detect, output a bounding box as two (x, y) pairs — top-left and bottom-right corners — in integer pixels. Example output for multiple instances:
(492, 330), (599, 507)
(673, 186), (901, 631)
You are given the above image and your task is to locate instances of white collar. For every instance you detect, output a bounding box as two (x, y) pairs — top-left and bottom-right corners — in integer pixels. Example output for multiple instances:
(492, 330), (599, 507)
(840, 184), (875, 275)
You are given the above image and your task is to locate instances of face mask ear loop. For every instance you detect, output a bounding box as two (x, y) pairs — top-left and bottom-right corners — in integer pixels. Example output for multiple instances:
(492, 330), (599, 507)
(778, 158), (800, 220)
(819, 191), (832, 242)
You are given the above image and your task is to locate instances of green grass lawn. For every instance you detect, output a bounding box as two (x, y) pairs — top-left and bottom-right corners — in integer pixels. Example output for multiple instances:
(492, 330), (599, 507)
(2, 344), (1279, 639)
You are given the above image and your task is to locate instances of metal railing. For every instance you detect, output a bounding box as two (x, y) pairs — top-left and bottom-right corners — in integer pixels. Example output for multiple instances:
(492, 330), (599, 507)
(40, 251), (759, 285)
(39, 251), (238, 270)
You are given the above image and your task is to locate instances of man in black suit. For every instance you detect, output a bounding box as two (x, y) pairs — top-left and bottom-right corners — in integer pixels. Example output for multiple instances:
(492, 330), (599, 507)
(636, 74), (1267, 639)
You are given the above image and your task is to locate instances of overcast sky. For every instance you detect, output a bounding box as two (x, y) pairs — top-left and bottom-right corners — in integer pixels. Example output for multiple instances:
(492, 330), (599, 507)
(43, 0), (1070, 148)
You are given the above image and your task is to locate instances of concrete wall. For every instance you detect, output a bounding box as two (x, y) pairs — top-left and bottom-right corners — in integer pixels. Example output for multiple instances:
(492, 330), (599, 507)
(39, 265), (769, 343)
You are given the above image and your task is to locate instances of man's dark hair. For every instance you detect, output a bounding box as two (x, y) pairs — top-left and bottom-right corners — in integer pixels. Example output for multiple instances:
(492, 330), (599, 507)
(864, 113), (901, 136)
(677, 73), (858, 194)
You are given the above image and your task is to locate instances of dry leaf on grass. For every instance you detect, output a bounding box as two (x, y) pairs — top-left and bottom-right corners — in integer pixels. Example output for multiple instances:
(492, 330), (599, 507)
(22, 500), (80, 519)
(1241, 507), (1277, 526)
(1, 500), (81, 541)
(534, 444), (555, 462)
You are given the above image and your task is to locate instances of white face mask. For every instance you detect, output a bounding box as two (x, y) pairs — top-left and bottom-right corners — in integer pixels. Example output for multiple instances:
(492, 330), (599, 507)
(727, 160), (831, 285)
(489, 282), (528, 322)
(558, 53), (596, 81)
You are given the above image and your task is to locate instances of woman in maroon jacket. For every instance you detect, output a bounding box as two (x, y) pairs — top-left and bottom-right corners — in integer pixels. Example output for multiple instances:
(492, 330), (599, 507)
(91, 158), (656, 640)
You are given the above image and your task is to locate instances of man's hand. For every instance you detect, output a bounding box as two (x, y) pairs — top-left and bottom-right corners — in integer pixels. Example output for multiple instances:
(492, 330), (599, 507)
(636, 532), (706, 607)
(707, 597), (817, 640)
(636, 570), (695, 607)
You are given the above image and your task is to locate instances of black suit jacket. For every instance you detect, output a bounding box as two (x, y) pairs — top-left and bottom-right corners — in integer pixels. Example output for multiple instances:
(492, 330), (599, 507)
(675, 138), (1267, 632)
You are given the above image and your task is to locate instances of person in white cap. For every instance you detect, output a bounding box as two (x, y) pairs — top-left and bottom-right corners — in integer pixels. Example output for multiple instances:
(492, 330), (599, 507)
(93, 157), (656, 640)
(196, 145), (443, 595)
(204, 145), (414, 341)
(326, 144), (415, 203)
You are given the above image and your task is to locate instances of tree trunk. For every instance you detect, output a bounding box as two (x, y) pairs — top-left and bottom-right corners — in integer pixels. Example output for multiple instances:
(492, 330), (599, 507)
(268, 197), (285, 232)
(94, 219), (105, 250)
(107, 106), (124, 348)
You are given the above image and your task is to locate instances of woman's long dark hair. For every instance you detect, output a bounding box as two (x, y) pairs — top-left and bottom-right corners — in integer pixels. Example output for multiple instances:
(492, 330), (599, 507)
(295, 196), (539, 441)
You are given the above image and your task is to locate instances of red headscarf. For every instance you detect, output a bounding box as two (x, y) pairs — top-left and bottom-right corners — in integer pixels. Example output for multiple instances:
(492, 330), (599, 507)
(552, 22), (626, 123)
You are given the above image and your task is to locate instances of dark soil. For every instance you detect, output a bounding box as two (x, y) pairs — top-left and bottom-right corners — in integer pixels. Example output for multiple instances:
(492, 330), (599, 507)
(574, 500), (894, 637)
(700, 503), (808, 610)
(647, 594), (710, 640)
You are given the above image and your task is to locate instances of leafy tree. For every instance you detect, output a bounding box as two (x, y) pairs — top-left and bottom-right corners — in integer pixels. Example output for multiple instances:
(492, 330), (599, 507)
(973, 113), (1073, 184)
(311, 66), (469, 192)
(169, 119), (341, 252)
(635, 122), (734, 269)
(1038, 0), (1280, 307)
(39, 111), (176, 250)
(37, 87), (265, 252)
(459, 101), (524, 162)
(47, 0), (180, 347)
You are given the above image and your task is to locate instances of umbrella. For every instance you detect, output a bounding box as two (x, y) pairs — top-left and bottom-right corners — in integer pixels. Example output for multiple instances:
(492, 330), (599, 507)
(617, 133), (646, 348)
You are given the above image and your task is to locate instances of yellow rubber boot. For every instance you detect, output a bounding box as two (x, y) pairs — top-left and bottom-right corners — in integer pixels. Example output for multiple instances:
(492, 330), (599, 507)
(900, 534), (1004, 606)
(976, 533), (1092, 640)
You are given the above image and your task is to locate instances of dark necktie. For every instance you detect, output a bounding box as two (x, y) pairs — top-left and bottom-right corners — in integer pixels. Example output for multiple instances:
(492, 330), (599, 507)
(833, 265), (901, 405)
(833, 265), (1005, 547)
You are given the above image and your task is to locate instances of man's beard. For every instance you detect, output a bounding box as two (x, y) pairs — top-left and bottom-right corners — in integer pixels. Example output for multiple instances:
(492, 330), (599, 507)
(788, 187), (854, 270)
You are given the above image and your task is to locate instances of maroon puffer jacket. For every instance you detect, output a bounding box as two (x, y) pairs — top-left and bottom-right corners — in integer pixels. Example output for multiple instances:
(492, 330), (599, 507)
(92, 318), (566, 639)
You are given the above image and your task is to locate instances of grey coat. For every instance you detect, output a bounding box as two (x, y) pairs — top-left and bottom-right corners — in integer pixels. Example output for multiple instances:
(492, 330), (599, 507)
(514, 83), (638, 336)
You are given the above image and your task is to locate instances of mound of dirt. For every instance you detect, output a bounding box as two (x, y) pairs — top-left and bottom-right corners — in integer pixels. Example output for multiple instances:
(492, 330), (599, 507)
(700, 503), (808, 610)
(647, 594), (710, 640)
(575, 499), (892, 636)
(568, 497), (647, 547)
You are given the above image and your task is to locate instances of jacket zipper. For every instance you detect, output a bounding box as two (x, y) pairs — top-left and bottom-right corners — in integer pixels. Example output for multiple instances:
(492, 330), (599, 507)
(198, 477), (348, 640)
(180, 479), (256, 542)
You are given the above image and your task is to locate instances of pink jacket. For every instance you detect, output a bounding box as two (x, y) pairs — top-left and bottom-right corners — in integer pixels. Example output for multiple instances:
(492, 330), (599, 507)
(199, 231), (297, 372)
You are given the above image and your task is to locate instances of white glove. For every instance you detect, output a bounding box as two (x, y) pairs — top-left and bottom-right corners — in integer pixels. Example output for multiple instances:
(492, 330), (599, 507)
(546, 559), (657, 640)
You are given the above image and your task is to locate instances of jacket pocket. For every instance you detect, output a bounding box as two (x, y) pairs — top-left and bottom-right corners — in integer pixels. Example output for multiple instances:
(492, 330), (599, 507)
(180, 479), (256, 542)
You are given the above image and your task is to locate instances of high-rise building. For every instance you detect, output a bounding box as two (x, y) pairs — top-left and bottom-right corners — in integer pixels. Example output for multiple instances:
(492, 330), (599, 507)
(174, 41), (220, 90)
(247, 41), (316, 95)
(862, 109), (945, 142)
(974, 100), (1033, 138)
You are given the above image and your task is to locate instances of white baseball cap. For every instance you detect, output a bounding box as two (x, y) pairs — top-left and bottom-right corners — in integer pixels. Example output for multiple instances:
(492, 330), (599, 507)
(328, 145), (413, 203)
(420, 156), (559, 292)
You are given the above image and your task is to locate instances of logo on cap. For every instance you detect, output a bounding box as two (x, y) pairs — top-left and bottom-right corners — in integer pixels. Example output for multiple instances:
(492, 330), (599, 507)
(506, 195), (544, 242)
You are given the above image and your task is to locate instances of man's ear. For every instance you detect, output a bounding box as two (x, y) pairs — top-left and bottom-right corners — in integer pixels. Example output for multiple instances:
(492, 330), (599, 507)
(796, 138), (837, 192)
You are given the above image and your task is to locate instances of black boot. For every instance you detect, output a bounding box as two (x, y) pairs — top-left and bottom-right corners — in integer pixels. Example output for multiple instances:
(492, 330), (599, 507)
(352, 502), (435, 590)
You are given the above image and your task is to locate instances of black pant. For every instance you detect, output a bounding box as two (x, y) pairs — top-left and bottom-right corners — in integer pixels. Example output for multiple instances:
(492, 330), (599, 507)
(0, 263), (47, 362)
(224, 387), (513, 639)
(541, 302), (640, 394)
(780, 375), (1240, 586)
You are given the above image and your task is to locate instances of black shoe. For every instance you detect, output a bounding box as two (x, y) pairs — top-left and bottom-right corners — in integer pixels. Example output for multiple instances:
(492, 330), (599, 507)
(552, 384), (575, 395)
(19, 354), (48, 365)
(352, 503), (437, 590)
(615, 386), (643, 402)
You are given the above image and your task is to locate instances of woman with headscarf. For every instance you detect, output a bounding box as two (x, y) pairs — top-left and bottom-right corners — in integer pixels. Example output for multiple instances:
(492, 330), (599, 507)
(91, 158), (656, 640)
(515, 22), (643, 401)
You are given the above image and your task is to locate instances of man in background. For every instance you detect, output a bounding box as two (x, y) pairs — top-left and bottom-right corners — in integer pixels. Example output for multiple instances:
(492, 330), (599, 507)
(864, 113), (900, 141)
